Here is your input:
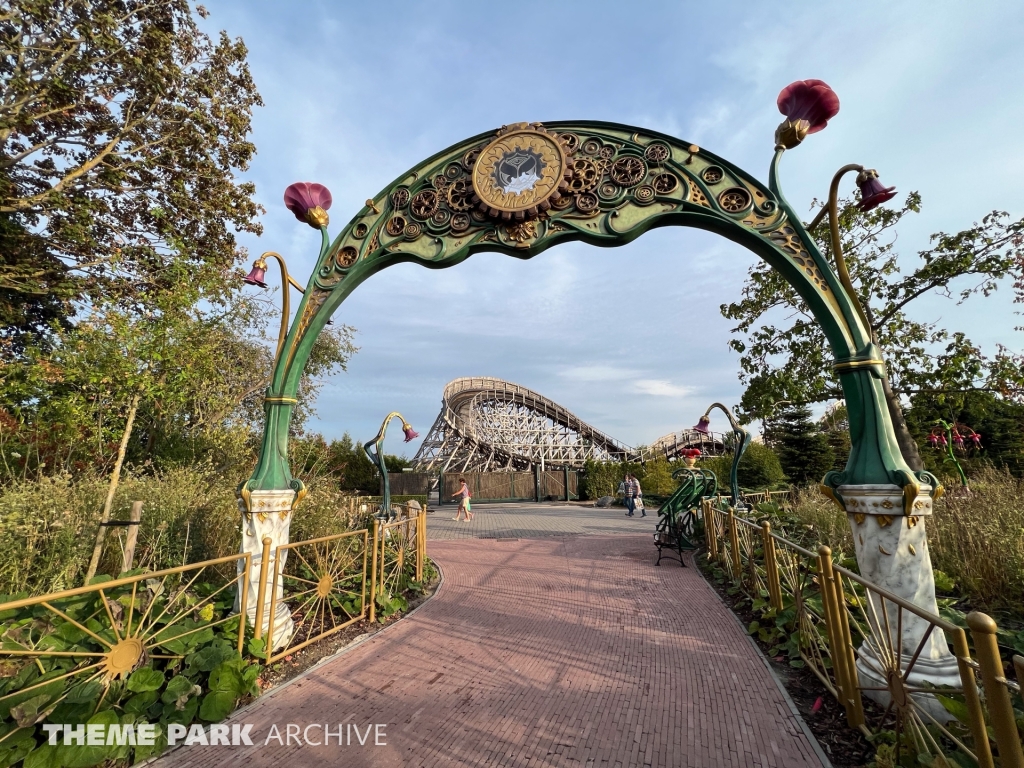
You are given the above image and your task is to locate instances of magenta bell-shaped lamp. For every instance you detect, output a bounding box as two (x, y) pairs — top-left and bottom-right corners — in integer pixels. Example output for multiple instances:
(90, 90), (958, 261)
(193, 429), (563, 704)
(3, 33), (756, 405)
(693, 415), (711, 435)
(402, 423), (420, 442)
(243, 259), (268, 288)
(856, 169), (897, 211)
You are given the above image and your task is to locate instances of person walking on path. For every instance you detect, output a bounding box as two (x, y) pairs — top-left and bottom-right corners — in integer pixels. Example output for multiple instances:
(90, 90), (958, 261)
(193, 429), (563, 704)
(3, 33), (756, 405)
(624, 474), (638, 517)
(452, 478), (473, 522)
(633, 475), (646, 517)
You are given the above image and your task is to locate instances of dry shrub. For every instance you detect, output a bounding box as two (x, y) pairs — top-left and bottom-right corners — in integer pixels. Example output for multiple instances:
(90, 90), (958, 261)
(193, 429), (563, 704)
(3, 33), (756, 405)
(0, 464), (362, 596)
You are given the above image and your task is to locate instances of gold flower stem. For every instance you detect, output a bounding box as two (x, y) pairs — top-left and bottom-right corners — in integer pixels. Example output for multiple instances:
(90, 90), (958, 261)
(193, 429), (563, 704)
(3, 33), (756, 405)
(259, 252), (304, 362)
(825, 165), (873, 337)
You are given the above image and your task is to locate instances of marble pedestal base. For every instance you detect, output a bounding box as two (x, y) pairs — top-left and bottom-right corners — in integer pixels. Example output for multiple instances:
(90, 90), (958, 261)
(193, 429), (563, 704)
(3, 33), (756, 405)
(839, 484), (961, 722)
(234, 490), (295, 652)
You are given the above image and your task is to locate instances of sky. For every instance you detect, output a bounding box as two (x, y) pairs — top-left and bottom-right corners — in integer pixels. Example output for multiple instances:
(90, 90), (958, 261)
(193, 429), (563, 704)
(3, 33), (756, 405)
(207, 0), (1024, 459)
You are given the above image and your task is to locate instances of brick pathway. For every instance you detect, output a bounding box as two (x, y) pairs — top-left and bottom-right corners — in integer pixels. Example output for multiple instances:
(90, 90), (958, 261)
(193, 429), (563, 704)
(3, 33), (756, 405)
(154, 532), (825, 768)
(425, 502), (658, 540)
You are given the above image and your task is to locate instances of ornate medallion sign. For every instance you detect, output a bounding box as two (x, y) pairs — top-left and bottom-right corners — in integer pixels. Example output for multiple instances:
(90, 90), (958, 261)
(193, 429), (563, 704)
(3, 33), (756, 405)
(472, 124), (570, 218)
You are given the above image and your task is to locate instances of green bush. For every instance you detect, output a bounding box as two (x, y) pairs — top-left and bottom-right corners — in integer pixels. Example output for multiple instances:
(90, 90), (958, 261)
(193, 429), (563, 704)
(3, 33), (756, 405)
(0, 576), (259, 767)
(578, 458), (678, 500)
(698, 442), (785, 492)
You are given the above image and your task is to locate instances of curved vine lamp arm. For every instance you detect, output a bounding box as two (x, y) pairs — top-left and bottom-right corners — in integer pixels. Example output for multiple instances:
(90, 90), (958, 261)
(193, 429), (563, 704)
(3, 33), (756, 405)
(243, 251), (306, 362)
(362, 412), (419, 520)
(695, 403), (752, 507)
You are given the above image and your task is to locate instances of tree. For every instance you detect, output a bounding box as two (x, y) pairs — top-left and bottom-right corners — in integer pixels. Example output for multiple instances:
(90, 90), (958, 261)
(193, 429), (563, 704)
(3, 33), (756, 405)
(722, 193), (1024, 469)
(766, 403), (834, 486)
(0, 0), (263, 325)
(0, 286), (358, 479)
(818, 403), (851, 473)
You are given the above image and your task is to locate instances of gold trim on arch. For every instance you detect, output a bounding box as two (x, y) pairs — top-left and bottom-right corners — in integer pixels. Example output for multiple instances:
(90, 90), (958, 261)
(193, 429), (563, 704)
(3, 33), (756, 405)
(832, 359), (885, 373)
(264, 396), (298, 405)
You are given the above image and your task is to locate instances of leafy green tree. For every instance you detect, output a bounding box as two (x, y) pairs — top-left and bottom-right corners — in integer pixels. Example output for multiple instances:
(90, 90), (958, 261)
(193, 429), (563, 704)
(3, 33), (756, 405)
(765, 403), (834, 486)
(701, 442), (786, 491)
(722, 194), (1024, 469)
(818, 403), (851, 472)
(0, 0), (263, 326)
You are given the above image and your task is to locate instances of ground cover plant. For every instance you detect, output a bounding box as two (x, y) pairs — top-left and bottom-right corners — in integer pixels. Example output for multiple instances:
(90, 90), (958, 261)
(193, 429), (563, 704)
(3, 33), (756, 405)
(698, 464), (1024, 767)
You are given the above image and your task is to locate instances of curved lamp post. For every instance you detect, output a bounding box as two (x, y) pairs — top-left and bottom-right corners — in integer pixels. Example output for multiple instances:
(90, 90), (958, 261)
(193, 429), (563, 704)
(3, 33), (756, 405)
(693, 403), (752, 508)
(362, 412), (419, 521)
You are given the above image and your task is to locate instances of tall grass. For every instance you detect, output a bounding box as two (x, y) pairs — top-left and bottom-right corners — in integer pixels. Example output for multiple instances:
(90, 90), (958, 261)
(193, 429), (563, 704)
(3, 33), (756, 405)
(783, 467), (1024, 613)
(0, 463), (362, 595)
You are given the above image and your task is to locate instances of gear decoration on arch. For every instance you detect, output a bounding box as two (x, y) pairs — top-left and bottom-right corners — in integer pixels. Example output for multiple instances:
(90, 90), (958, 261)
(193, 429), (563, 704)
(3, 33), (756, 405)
(575, 192), (599, 213)
(702, 166), (724, 184)
(450, 212), (471, 232)
(567, 158), (600, 194)
(391, 187), (410, 209)
(718, 187), (752, 213)
(410, 189), (440, 220)
(652, 172), (678, 194)
(446, 178), (476, 211)
(634, 185), (656, 205)
(385, 214), (407, 237)
(644, 143), (671, 163)
(336, 246), (358, 268)
(609, 156), (647, 187)
(558, 133), (580, 153)
(471, 123), (573, 220)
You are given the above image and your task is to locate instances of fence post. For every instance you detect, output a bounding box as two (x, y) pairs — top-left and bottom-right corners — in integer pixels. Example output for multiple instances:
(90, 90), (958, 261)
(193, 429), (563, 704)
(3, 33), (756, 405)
(947, 629), (996, 768)
(1016, 656), (1024, 709)
(417, 508), (425, 582)
(438, 473), (444, 506)
(120, 501), (143, 573)
(760, 522), (783, 613)
(704, 501), (718, 560)
(237, 554), (249, 655)
(831, 570), (865, 728)
(817, 547), (866, 729)
(564, 467), (570, 501)
(968, 612), (1024, 768)
(369, 519), (379, 624)
(534, 465), (540, 502)
(253, 536), (272, 642)
(727, 508), (741, 580)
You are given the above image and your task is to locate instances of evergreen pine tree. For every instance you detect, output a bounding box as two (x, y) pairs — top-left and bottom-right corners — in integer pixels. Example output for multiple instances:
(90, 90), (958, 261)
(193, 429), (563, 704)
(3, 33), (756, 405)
(766, 403), (835, 485)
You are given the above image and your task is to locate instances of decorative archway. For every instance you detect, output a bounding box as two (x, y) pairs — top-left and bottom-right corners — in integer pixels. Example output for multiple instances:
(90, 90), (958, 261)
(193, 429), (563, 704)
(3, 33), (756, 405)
(239, 108), (951, 683)
(244, 119), (927, 501)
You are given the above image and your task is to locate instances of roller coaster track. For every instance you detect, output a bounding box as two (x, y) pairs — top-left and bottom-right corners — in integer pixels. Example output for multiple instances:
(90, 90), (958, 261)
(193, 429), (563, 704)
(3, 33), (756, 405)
(412, 377), (638, 472)
(411, 377), (732, 473)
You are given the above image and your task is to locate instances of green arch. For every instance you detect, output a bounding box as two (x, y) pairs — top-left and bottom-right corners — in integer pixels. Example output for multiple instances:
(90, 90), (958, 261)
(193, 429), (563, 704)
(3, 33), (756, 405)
(245, 120), (930, 510)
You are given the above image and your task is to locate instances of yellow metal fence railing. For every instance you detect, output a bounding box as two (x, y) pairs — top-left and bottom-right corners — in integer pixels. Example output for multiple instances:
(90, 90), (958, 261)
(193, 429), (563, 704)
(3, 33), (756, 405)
(263, 530), (369, 664)
(0, 502), (430, 763)
(702, 496), (1024, 768)
(0, 552), (250, 747)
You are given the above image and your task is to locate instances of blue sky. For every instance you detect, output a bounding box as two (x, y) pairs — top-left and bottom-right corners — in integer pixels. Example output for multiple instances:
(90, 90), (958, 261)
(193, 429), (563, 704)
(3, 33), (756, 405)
(209, 0), (1024, 458)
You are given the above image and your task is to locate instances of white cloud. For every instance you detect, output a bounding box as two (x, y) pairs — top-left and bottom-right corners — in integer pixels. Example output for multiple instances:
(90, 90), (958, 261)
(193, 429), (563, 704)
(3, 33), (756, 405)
(558, 365), (633, 382)
(632, 380), (695, 398)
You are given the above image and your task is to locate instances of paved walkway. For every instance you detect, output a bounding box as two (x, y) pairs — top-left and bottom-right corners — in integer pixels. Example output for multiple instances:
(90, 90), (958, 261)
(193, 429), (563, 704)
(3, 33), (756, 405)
(425, 502), (658, 540)
(155, 514), (825, 767)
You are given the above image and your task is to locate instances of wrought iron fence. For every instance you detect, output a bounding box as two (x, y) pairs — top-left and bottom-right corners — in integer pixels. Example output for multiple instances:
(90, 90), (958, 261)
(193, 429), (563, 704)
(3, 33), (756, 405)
(0, 552), (250, 749)
(262, 530), (369, 664)
(368, 509), (424, 624)
(702, 497), (1024, 767)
